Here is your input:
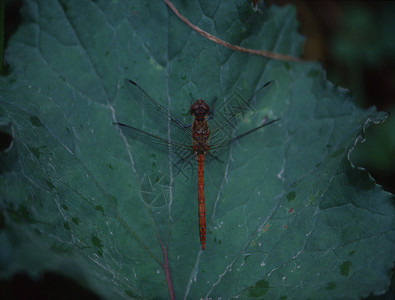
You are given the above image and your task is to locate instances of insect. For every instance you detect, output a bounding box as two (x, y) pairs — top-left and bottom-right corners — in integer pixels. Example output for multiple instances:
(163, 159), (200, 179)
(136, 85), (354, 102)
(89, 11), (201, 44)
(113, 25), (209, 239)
(114, 80), (278, 250)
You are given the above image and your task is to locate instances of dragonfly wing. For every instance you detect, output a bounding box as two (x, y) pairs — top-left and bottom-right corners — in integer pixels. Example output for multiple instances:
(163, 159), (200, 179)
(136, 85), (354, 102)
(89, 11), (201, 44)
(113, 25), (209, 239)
(114, 122), (191, 152)
(209, 118), (279, 152)
(124, 80), (190, 141)
(209, 81), (274, 148)
(114, 122), (194, 172)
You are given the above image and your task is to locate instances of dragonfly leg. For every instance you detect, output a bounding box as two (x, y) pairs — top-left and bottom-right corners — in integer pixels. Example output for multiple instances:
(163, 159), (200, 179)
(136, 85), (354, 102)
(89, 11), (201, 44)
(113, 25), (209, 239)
(207, 97), (217, 121)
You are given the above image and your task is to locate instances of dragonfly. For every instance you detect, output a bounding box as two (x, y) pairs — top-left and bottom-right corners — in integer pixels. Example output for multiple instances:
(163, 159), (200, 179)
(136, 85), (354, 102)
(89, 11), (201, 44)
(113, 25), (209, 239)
(114, 80), (279, 250)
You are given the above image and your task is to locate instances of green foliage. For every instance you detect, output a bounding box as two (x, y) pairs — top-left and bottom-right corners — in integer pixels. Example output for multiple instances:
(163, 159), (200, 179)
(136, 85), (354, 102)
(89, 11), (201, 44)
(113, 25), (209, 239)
(0, 1), (394, 299)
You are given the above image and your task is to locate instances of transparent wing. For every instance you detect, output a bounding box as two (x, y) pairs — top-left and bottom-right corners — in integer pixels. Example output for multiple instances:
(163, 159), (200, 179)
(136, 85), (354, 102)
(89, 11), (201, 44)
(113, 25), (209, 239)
(123, 79), (191, 145)
(209, 81), (274, 149)
(115, 80), (276, 170)
(114, 122), (195, 172)
(209, 118), (279, 152)
(115, 80), (196, 170)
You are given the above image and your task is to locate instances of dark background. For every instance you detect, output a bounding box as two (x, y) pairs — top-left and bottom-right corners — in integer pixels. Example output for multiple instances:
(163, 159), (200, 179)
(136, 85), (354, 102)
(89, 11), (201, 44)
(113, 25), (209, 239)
(287, 0), (395, 197)
(1, 0), (394, 299)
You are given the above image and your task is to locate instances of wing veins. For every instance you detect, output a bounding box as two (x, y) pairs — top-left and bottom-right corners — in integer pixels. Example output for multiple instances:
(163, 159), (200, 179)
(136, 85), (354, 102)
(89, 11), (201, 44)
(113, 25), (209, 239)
(114, 122), (192, 151)
(210, 119), (279, 151)
(126, 80), (189, 135)
(210, 81), (273, 140)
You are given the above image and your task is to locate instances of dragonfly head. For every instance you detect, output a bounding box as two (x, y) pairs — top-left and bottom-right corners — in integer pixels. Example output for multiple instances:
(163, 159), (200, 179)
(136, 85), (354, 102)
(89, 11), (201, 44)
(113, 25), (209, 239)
(190, 100), (210, 119)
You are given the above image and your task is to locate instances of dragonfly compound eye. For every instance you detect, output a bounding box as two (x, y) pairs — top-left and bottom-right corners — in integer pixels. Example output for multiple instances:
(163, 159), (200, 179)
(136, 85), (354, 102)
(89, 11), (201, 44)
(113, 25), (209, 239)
(190, 99), (210, 116)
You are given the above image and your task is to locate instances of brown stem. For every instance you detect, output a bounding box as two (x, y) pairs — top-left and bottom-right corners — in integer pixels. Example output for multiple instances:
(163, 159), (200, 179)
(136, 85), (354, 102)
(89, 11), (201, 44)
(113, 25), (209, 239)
(161, 245), (175, 300)
(163, 0), (303, 62)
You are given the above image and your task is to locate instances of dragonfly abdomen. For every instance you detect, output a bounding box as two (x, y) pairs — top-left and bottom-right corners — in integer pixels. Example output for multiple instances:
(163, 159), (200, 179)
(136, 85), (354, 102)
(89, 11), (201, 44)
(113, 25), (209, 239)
(197, 154), (206, 250)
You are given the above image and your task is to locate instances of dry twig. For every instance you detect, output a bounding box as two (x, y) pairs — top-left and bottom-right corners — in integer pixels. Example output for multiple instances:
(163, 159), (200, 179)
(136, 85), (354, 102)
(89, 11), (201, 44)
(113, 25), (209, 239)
(163, 0), (303, 62)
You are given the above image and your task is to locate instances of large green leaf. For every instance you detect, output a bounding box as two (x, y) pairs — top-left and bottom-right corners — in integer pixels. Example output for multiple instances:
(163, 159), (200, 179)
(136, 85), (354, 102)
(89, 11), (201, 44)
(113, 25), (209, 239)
(1, 1), (394, 299)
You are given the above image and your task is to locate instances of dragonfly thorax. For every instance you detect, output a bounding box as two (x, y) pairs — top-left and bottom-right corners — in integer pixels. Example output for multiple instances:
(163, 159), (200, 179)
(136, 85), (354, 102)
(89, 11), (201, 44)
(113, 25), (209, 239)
(191, 119), (210, 155)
